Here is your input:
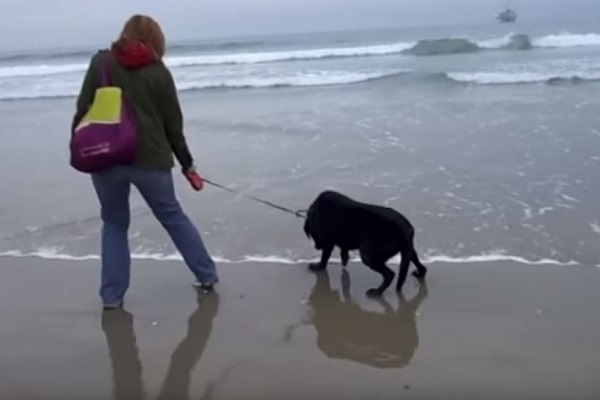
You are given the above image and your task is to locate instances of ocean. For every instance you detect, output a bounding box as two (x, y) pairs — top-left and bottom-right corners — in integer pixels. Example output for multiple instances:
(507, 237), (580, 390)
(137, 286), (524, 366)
(0, 23), (599, 268)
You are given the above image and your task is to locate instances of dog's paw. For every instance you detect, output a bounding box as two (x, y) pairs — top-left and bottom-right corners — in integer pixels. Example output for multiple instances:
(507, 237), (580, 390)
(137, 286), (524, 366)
(340, 250), (349, 267)
(396, 280), (406, 292)
(366, 288), (383, 298)
(412, 269), (427, 280)
(308, 263), (326, 271)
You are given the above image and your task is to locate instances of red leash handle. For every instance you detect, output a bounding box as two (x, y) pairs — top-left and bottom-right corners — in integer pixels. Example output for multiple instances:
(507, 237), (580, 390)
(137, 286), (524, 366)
(184, 170), (204, 191)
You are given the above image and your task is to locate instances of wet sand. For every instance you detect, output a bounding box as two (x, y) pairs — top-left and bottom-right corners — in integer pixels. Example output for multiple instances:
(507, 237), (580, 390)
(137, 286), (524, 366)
(0, 257), (599, 399)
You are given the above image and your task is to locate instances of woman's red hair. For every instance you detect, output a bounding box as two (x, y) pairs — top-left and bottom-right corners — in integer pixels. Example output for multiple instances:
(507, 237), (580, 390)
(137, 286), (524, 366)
(116, 15), (166, 59)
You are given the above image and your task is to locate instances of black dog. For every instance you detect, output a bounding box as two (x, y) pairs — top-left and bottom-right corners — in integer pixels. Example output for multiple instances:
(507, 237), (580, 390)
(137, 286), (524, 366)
(303, 190), (427, 296)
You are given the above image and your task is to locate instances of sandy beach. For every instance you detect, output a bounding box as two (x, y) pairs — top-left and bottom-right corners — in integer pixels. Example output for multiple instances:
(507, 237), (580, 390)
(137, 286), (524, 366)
(0, 256), (598, 399)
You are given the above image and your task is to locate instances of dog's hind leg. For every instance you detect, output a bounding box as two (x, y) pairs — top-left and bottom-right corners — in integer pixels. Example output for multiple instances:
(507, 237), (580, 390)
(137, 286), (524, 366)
(365, 262), (395, 298)
(396, 250), (412, 292)
(410, 250), (427, 279)
(360, 243), (395, 297)
(309, 245), (334, 271)
(340, 248), (350, 267)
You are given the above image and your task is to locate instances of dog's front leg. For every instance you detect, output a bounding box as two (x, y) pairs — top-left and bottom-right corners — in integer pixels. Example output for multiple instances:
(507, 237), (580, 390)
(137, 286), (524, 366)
(309, 245), (334, 271)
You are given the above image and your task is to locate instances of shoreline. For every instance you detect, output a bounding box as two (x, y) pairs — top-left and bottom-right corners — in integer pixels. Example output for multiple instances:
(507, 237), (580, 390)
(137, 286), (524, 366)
(0, 250), (592, 267)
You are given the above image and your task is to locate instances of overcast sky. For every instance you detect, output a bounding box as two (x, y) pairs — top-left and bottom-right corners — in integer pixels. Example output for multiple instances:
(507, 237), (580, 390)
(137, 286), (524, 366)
(0, 0), (598, 52)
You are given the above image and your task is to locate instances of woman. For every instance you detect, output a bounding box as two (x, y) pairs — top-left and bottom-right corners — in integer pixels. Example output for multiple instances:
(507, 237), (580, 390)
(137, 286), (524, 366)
(72, 15), (218, 310)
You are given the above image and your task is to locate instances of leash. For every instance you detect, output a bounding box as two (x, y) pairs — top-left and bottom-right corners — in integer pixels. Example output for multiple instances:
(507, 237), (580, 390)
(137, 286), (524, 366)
(203, 178), (307, 219)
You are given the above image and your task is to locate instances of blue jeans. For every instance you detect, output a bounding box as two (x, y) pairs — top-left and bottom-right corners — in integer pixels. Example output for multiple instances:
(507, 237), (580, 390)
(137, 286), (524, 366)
(91, 166), (218, 305)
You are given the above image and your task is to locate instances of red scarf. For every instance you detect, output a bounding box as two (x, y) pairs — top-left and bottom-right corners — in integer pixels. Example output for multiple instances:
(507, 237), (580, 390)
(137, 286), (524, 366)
(111, 39), (157, 68)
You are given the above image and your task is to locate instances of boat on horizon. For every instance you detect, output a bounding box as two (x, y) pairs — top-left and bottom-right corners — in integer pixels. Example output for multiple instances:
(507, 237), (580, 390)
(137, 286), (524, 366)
(496, 6), (517, 23)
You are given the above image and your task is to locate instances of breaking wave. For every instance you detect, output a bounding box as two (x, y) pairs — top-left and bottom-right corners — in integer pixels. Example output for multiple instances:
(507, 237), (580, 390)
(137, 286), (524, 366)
(532, 33), (600, 48)
(0, 69), (409, 100)
(2, 31), (600, 100)
(176, 69), (410, 91)
(2, 32), (599, 79)
(403, 32), (600, 56)
(0, 42), (414, 80)
(404, 38), (481, 56)
(166, 42), (414, 66)
(446, 71), (600, 85)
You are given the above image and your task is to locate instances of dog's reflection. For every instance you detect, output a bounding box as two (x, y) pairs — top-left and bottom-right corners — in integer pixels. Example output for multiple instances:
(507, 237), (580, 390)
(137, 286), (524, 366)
(299, 269), (427, 369)
(101, 293), (220, 400)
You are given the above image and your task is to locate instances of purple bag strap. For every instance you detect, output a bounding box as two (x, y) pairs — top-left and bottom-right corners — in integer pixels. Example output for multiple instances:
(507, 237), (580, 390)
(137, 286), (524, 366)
(99, 53), (112, 87)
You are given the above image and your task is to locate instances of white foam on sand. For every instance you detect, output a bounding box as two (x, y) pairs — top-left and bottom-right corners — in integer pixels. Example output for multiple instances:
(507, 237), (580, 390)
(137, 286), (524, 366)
(0, 247), (581, 267)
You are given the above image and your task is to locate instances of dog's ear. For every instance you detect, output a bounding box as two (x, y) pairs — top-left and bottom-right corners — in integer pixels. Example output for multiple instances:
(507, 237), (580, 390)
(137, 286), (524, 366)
(303, 220), (312, 239)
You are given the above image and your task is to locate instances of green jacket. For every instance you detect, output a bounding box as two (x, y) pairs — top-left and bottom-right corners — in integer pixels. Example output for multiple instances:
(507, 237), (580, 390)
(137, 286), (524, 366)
(72, 50), (194, 171)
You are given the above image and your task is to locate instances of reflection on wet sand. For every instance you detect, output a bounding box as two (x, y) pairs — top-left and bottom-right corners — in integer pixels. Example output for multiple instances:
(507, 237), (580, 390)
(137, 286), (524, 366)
(296, 269), (428, 369)
(101, 293), (220, 400)
(101, 308), (144, 400)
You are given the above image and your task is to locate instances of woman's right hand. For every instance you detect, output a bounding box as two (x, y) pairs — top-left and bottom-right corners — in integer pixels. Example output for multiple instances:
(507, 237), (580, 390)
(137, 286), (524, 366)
(183, 166), (204, 191)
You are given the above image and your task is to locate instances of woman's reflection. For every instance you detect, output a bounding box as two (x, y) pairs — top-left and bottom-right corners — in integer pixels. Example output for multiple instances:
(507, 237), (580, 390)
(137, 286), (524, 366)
(157, 293), (219, 400)
(101, 309), (144, 400)
(101, 293), (220, 400)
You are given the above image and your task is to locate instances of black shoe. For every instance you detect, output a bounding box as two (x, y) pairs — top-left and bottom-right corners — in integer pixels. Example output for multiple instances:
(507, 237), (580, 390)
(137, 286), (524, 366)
(102, 300), (124, 311)
(193, 281), (215, 293)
